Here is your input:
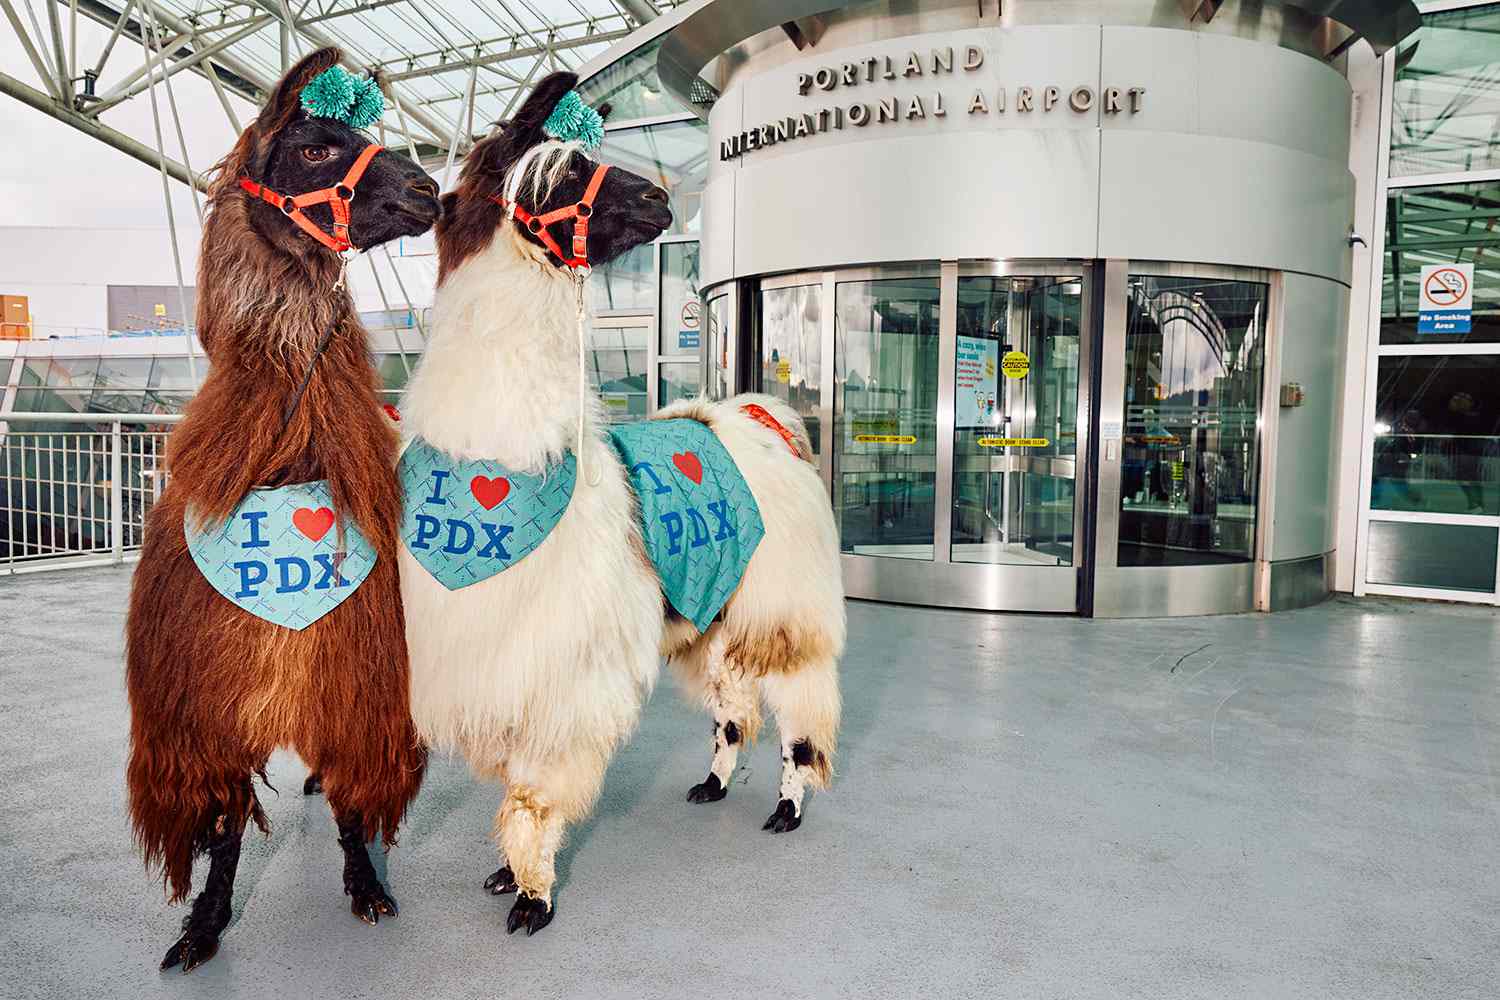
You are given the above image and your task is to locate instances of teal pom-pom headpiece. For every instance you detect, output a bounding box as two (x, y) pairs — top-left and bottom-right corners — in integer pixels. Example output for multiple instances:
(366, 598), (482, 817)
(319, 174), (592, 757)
(543, 90), (604, 150)
(299, 65), (384, 129)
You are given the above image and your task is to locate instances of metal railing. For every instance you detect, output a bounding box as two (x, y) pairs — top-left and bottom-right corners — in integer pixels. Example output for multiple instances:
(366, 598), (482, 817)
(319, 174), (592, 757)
(0, 412), (182, 575)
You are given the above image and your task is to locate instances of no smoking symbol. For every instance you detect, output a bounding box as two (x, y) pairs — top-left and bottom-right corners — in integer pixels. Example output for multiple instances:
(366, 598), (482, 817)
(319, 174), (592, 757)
(1425, 267), (1468, 306)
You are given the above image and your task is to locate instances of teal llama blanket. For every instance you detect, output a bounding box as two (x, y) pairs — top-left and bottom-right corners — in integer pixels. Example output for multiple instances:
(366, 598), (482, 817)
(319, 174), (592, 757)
(185, 481), (377, 630)
(399, 420), (765, 630)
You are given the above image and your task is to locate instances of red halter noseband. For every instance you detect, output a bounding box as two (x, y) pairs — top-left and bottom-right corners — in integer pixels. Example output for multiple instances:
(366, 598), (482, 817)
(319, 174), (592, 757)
(238, 143), (383, 253)
(490, 162), (612, 272)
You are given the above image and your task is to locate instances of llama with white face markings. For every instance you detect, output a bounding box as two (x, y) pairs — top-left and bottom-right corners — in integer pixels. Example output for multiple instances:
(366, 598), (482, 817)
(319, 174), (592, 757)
(398, 74), (844, 935)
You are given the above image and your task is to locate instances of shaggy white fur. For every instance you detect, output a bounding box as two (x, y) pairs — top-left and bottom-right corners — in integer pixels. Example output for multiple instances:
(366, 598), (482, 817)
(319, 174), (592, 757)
(401, 166), (845, 915)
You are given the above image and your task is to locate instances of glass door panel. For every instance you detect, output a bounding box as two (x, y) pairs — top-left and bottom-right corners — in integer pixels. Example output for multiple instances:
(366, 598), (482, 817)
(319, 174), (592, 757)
(1118, 275), (1267, 566)
(587, 322), (649, 423)
(834, 277), (941, 560)
(951, 275), (1082, 565)
(759, 283), (823, 454)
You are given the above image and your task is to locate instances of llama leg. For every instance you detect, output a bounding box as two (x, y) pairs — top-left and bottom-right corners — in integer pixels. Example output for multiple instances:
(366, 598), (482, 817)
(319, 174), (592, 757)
(686, 638), (760, 804)
(483, 855), (517, 896)
(335, 812), (399, 924)
(760, 665), (841, 834)
(160, 815), (246, 973)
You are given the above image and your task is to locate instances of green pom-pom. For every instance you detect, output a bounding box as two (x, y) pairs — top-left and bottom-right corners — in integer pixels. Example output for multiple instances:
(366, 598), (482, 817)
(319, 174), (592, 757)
(543, 90), (604, 150)
(300, 66), (357, 121)
(346, 77), (385, 130)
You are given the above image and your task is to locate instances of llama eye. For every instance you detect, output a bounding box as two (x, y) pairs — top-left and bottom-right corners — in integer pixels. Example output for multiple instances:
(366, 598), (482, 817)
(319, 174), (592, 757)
(301, 145), (331, 164)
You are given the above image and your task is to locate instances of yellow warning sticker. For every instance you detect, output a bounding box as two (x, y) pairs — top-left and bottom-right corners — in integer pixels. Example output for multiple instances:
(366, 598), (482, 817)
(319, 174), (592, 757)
(977, 437), (1050, 448)
(776, 359), (792, 384)
(1001, 350), (1030, 379)
(854, 434), (917, 444)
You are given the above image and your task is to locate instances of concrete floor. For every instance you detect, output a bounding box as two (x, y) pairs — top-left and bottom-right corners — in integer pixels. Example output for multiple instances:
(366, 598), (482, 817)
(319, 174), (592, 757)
(2, 566), (1498, 1000)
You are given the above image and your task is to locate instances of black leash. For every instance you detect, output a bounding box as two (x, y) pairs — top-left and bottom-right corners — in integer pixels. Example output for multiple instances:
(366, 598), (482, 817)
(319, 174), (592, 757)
(277, 321), (339, 440)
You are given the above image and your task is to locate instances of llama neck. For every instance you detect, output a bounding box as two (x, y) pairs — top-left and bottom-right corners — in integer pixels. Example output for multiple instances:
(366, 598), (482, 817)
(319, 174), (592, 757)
(403, 230), (600, 472)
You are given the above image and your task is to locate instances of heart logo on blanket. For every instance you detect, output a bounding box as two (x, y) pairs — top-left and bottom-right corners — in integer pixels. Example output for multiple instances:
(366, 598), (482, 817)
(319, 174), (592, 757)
(470, 475), (511, 510)
(292, 506), (335, 542)
(671, 451), (703, 485)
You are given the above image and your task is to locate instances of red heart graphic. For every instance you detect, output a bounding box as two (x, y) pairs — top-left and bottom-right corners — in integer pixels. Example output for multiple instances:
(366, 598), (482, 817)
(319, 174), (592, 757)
(672, 451), (703, 485)
(470, 475), (511, 510)
(292, 507), (335, 542)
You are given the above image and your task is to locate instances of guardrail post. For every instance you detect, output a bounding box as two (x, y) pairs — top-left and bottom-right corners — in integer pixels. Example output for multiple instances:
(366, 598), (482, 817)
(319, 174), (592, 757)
(110, 420), (124, 564)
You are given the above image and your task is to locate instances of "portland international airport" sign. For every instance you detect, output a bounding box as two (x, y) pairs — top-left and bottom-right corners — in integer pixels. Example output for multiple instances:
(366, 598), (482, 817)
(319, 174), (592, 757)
(719, 44), (1145, 162)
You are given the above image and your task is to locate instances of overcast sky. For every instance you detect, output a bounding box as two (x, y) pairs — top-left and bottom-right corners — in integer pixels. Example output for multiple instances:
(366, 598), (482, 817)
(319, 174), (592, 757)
(2, 18), (257, 230)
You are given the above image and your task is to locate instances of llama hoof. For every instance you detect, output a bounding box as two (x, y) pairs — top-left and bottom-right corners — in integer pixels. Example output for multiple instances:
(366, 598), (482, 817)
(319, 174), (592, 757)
(686, 773), (728, 804)
(160, 931), (220, 973)
(506, 894), (554, 936)
(302, 772), (323, 795)
(347, 882), (399, 925)
(484, 865), (518, 895)
(762, 799), (802, 834)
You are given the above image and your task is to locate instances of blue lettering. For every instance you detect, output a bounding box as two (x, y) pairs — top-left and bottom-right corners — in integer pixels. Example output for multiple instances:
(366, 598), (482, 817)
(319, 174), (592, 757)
(706, 499), (736, 540)
(425, 469), (451, 505)
(413, 513), (441, 549)
(659, 511), (684, 554)
(443, 518), (475, 555)
(687, 508), (711, 549)
(313, 552), (347, 590)
(632, 461), (673, 496)
(275, 556), (311, 594)
(477, 522), (513, 560)
(233, 560), (267, 598)
(240, 509), (269, 549)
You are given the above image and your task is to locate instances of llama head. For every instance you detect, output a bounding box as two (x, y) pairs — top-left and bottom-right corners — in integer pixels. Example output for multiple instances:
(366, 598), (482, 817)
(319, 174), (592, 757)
(435, 72), (672, 283)
(217, 47), (441, 256)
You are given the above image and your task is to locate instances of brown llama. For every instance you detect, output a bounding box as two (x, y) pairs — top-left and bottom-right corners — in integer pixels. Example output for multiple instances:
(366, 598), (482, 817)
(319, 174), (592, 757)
(125, 48), (439, 973)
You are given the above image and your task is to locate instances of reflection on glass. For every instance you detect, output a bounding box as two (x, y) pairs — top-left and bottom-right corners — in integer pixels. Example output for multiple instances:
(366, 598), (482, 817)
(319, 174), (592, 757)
(1367, 521), (1499, 592)
(659, 361), (699, 408)
(595, 119), (707, 234)
(1382, 181), (1500, 345)
(1371, 355), (1500, 515)
(589, 325), (649, 423)
(835, 277), (940, 560)
(951, 276), (1080, 565)
(706, 292), (730, 399)
(759, 284), (822, 454)
(1391, 6), (1500, 176)
(1119, 276), (1267, 566)
(591, 242), (654, 314)
(576, 39), (694, 122)
(659, 242), (701, 357)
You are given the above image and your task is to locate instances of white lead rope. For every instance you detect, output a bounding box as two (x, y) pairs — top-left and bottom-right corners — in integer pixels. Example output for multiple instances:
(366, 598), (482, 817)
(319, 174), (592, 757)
(575, 273), (601, 488)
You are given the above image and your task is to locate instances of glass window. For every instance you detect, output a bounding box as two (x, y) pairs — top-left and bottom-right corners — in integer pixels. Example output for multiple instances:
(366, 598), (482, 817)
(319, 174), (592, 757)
(590, 324), (649, 423)
(596, 120), (707, 235)
(1371, 355), (1500, 514)
(1391, 5), (1500, 177)
(1118, 276), (1268, 566)
(43, 359), (97, 387)
(576, 39), (697, 122)
(951, 276), (1081, 566)
(759, 284), (823, 454)
(1382, 181), (1500, 345)
(95, 357), (152, 388)
(706, 291), (730, 400)
(835, 277), (941, 560)
(1367, 521), (1498, 592)
(144, 356), (205, 414)
(591, 242), (654, 314)
(659, 241), (700, 356)
(659, 361), (699, 407)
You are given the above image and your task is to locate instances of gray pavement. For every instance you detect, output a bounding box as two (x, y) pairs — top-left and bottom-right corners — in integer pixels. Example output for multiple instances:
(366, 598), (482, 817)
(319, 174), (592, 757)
(1, 565), (1497, 999)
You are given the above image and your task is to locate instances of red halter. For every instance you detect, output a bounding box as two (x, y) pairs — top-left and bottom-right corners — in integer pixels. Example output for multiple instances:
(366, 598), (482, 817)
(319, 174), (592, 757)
(490, 162), (612, 272)
(238, 143), (383, 253)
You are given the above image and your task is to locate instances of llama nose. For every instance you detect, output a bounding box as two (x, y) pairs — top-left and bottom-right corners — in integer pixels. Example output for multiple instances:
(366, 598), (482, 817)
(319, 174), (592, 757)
(642, 185), (668, 204)
(408, 177), (439, 198)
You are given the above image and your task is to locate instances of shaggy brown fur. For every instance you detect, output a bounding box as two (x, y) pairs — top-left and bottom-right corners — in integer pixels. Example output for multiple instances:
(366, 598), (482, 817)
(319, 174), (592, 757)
(126, 49), (425, 904)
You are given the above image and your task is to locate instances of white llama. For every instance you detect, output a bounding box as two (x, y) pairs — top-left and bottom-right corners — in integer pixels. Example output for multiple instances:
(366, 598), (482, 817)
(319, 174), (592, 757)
(397, 75), (844, 935)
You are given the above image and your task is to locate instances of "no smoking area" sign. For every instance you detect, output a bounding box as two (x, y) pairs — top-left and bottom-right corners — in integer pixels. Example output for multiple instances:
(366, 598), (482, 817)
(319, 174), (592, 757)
(1418, 263), (1473, 334)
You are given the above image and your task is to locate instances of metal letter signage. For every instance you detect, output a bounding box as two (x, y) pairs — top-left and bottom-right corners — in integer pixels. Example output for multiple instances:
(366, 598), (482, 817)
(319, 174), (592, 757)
(720, 41), (1145, 162)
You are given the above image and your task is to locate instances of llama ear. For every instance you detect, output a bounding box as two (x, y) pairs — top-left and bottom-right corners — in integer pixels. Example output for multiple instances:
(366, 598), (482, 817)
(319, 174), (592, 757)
(255, 47), (342, 135)
(510, 72), (579, 144)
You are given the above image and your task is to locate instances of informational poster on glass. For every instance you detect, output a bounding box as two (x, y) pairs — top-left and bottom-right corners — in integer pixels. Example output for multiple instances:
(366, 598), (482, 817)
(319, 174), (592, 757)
(954, 335), (999, 428)
(1418, 263), (1473, 334)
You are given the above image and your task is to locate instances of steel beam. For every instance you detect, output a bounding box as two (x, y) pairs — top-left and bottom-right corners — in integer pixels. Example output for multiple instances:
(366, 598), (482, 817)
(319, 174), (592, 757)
(382, 27), (633, 84)
(1, 0), (64, 100)
(88, 16), (271, 113)
(0, 69), (205, 191)
(615, 0), (658, 25)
